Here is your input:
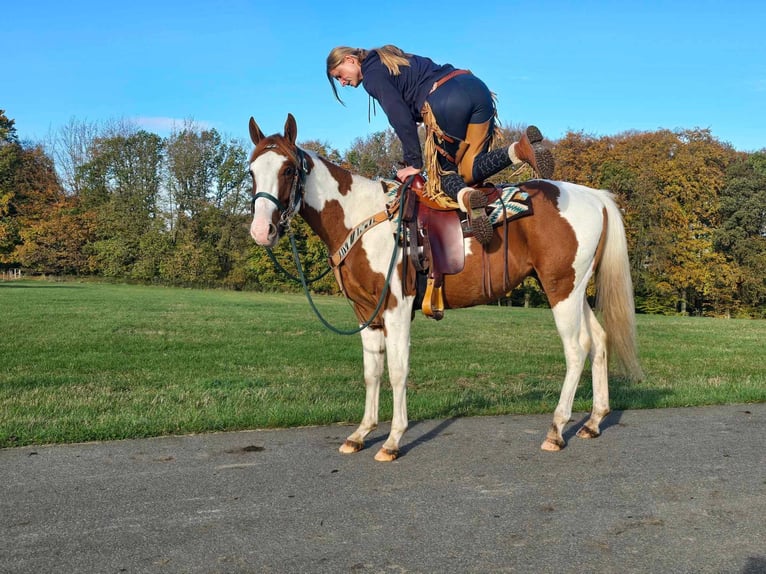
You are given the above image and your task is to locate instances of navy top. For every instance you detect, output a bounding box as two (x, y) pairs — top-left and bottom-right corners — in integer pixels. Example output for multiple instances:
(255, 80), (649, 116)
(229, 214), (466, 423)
(361, 50), (455, 169)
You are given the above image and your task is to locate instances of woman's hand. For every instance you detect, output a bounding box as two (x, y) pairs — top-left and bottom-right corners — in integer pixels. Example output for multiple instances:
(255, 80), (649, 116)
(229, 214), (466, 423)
(396, 165), (421, 182)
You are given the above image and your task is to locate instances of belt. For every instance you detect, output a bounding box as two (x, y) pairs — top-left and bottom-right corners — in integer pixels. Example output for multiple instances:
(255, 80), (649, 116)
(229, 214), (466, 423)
(429, 69), (471, 94)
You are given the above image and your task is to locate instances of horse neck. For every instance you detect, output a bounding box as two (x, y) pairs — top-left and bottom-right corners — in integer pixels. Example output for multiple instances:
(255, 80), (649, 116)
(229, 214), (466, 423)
(299, 158), (390, 252)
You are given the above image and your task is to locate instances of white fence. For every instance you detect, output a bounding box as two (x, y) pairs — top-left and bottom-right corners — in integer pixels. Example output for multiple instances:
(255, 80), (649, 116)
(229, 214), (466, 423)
(1, 269), (22, 280)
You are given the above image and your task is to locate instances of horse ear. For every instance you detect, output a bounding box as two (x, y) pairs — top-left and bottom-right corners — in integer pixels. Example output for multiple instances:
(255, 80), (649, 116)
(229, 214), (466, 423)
(249, 117), (265, 145)
(284, 113), (297, 145)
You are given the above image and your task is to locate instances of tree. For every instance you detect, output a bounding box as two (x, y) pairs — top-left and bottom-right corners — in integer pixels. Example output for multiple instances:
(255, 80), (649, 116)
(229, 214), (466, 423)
(344, 129), (404, 179)
(0, 111), (68, 271)
(166, 123), (219, 223)
(47, 117), (100, 196)
(715, 151), (766, 316)
(0, 111), (21, 264)
(77, 129), (165, 277)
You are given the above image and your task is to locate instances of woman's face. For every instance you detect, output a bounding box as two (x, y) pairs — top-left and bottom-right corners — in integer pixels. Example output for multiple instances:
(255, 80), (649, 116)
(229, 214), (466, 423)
(330, 55), (363, 88)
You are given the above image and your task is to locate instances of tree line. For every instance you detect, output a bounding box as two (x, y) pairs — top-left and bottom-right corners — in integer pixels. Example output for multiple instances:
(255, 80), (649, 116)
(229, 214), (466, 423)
(1, 109), (764, 318)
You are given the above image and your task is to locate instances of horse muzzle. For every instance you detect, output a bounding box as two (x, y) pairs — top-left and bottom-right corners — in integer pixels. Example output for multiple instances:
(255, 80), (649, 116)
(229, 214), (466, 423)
(250, 216), (280, 248)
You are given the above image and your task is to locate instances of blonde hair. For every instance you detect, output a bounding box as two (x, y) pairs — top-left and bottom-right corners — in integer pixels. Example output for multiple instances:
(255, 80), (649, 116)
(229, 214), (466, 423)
(326, 45), (411, 104)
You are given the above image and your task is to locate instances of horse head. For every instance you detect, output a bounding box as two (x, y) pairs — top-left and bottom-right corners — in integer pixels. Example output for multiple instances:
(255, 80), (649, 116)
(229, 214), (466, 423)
(248, 113), (311, 247)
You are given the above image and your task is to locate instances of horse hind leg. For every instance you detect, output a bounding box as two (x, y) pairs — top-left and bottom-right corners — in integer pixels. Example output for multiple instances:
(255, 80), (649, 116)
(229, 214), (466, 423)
(339, 327), (385, 454)
(576, 303), (610, 440)
(542, 294), (591, 452)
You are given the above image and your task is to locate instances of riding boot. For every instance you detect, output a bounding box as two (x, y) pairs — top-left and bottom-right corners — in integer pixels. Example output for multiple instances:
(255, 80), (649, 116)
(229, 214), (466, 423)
(457, 187), (492, 246)
(510, 126), (555, 179)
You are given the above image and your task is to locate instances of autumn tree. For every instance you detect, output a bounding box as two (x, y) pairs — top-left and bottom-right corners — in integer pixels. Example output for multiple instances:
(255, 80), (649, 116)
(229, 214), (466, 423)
(0, 110), (20, 265)
(0, 110), (90, 274)
(554, 128), (739, 315)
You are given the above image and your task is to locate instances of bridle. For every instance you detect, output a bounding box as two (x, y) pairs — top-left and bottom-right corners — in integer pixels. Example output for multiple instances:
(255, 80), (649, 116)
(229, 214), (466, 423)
(250, 145), (310, 233)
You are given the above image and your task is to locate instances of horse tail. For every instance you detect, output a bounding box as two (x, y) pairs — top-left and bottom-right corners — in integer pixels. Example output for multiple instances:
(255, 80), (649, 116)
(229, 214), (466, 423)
(594, 191), (644, 382)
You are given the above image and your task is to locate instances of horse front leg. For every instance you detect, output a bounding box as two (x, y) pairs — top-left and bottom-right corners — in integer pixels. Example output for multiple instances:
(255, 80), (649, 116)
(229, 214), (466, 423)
(374, 316), (411, 462)
(339, 326), (385, 455)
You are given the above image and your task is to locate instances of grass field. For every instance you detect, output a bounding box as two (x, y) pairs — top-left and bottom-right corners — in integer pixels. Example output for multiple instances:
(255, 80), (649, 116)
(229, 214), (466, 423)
(1, 280), (764, 448)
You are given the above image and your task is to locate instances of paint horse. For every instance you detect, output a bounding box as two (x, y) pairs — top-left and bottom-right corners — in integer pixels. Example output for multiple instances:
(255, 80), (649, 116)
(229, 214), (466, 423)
(248, 114), (643, 462)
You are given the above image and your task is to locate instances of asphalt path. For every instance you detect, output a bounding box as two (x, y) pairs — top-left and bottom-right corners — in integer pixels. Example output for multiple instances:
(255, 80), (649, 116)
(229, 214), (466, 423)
(1, 404), (764, 574)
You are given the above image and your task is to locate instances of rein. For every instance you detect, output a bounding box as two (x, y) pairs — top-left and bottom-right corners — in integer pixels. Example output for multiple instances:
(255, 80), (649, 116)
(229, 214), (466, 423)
(259, 147), (410, 335)
(285, 200), (404, 335)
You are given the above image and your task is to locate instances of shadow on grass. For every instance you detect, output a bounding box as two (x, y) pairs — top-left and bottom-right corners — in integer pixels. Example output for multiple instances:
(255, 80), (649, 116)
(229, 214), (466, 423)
(609, 375), (673, 410)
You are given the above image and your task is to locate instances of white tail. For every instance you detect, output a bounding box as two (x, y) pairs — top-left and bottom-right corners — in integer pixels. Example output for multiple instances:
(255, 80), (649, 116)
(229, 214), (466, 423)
(595, 192), (644, 381)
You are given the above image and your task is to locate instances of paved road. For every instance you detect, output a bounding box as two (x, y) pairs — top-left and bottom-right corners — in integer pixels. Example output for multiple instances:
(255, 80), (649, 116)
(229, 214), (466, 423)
(1, 404), (764, 574)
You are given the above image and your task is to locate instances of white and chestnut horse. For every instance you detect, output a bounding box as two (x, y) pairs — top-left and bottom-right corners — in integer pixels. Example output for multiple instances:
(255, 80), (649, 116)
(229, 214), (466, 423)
(248, 114), (643, 462)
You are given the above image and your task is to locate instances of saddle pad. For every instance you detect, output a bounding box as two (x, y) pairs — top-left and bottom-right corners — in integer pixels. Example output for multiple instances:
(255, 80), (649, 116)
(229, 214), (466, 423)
(381, 180), (530, 225)
(488, 186), (530, 225)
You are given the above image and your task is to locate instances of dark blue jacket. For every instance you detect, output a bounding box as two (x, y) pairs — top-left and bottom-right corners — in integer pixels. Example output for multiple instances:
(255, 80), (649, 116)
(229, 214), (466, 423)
(361, 50), (455, 169)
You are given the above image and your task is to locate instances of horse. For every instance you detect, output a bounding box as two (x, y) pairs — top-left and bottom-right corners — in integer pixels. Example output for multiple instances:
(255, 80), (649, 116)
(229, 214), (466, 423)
(248, 113), (643, 462)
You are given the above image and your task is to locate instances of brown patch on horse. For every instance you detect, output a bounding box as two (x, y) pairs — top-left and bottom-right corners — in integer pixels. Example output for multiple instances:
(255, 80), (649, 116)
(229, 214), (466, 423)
(519, 179), (561, 204)
(301, 199), (399, 331)
(301, 199), (348, 249)
(318, 157), (353, 195)
(517, 181), (578, 307)
(248, 134), (303, 167)
(440, 180), (578, 309)
(342, 245), (403, 331)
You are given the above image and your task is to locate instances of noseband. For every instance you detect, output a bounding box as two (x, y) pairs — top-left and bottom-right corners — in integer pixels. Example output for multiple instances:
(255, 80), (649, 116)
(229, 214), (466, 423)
(251, 145), (310, 232)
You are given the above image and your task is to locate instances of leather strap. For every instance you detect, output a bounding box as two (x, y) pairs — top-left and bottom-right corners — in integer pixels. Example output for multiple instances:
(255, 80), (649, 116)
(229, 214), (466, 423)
(329, 209), (392, 267)
(429, 69), (471, 94)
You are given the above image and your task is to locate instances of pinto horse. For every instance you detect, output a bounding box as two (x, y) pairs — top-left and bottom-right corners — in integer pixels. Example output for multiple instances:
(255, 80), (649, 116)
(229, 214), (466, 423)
(248, 114), (643, 462)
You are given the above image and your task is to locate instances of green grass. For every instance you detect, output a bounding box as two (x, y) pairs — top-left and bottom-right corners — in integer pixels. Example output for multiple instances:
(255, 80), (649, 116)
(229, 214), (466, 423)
(1, 280), (764, 447)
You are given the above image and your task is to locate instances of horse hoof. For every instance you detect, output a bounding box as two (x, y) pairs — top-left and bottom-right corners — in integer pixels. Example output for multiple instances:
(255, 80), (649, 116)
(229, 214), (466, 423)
(339, 440), (363, 454)
(374, 448), (399, 462)
(576, 425), (601, 439)
(540, 437), (564, 452)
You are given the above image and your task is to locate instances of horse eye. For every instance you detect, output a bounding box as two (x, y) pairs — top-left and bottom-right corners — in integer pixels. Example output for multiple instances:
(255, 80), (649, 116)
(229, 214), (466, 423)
(284, 167), (295, 177)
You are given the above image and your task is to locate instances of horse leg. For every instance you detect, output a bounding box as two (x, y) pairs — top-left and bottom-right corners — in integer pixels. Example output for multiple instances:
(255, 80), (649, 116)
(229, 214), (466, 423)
(542, 295), (590, 451)
(339, 327), (385, 454)
(576, 304), (610, 439)
(374, 316), (411, 462)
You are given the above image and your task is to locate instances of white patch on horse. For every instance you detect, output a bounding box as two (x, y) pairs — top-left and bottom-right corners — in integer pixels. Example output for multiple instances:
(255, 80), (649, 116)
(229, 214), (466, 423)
(249, 151), (287, 245)
(303, 157), (343, 209)
(553, 181), (607, 288)
(306, 160), (395, 279)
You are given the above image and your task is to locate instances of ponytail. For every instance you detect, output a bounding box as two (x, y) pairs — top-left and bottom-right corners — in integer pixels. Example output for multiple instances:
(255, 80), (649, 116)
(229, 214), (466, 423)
(374, 44), (411, 76)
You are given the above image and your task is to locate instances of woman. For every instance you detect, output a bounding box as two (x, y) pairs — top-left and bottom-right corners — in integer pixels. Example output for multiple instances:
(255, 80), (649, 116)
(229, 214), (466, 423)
(326, 44), (554, 245)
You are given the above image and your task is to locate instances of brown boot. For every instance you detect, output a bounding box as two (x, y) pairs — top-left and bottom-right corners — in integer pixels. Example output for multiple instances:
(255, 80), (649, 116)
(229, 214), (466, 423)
(511, 125), (555, 179)
(458, 188), (493, 246)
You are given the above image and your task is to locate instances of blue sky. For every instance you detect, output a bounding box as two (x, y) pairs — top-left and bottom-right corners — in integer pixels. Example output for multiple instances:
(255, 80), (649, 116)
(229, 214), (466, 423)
(5, 0), (766, 153)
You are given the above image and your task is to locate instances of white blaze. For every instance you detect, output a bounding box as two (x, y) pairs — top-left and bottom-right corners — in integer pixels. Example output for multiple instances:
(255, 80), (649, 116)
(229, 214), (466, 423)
(249, 152), (287, 246)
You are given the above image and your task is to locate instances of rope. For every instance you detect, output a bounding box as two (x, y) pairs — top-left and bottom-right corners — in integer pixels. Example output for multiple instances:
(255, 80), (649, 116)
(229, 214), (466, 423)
(264, 247), (332, 284)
